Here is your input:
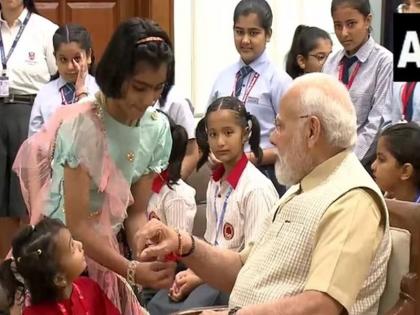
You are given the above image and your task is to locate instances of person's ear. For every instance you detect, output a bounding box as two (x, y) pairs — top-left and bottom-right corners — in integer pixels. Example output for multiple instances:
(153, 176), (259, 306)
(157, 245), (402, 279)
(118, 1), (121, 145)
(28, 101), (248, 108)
(307, 116), (321, 149)
(242, 127), (250, 144)
(365, 13), (373, 32)
(400, 163), (414, 181)
(296, 54), (306, 71)
(265, 28), (272, 42)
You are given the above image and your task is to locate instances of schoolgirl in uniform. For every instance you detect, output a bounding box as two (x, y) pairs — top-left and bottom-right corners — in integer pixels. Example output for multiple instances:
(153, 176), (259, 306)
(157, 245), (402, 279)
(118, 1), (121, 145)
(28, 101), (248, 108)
(372, 122), (420, 203)
(285, 24), (332, 79)
(147, 96), (278, 314)
(322, 0), (393, 170)
(208, 0), (292, 196)
(0, 0), (57, 260)
(29, 24), (99, 136)
(146, 116), (196, 233)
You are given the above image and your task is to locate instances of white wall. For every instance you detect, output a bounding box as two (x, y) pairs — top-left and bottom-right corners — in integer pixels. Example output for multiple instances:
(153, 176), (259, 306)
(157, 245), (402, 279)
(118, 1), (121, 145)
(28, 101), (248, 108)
(174, 0), (383, 115)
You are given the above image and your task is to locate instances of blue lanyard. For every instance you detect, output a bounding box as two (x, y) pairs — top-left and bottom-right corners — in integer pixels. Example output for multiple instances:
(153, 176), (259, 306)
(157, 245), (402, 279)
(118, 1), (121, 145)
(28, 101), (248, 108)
(213, 185), (233, 245)
(0, 11), (31, 69)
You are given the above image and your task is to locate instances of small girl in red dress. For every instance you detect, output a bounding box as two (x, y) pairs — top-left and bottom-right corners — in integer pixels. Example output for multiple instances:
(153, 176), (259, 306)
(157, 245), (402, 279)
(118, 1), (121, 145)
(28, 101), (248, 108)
(0, 217), (121, 315)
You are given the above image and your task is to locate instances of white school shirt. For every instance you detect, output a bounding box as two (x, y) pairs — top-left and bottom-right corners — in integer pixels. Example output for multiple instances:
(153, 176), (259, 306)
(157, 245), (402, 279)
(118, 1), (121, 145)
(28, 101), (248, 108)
(147, 170), (197, 233)
(0, 8), (57, 94)
(322, 36), (393, 160)
(154, 86), (196, 139)
(204, 154), (278, 251)
(392, 82), (420, 123)
(29, 75), (100, 136)
(208, 50), (292, 150)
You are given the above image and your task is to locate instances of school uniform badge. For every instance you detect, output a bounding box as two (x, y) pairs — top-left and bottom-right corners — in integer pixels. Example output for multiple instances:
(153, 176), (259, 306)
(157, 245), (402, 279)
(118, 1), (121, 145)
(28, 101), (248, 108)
(223, 222), (234, 240)
(25, 51), (37, 65)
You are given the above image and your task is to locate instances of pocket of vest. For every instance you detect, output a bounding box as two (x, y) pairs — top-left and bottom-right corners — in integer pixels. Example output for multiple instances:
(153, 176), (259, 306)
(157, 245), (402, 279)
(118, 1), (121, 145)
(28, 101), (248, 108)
(276, 219), (305, 240)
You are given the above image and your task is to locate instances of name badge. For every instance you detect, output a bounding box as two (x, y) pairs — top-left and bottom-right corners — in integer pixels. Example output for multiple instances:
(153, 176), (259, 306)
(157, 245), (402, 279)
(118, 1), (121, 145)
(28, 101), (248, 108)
(0, 72), (9, 97)
(247, 96), (259, 104)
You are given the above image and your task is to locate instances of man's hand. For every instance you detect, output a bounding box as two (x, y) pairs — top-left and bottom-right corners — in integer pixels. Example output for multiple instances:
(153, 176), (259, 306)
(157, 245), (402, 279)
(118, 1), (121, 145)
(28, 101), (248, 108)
(136, 219), (180, 261)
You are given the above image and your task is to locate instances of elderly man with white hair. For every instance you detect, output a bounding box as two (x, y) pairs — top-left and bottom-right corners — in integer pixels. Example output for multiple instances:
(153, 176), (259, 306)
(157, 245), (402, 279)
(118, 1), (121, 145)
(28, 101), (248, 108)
(138, 73), (391, 315)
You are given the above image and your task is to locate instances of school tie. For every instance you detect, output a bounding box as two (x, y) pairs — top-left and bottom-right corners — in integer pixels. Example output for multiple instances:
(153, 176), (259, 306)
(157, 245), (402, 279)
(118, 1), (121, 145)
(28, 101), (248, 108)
(341, 56), (359, 85)
(235, 65), (253, 97)
(60, 82), (76, 105)
(403, 82), (417, 121)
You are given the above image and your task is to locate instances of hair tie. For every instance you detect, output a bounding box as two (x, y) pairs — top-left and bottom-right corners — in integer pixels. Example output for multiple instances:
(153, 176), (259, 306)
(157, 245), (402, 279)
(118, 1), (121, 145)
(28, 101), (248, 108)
(247, 121), (253, 137)
(136, 36), (164, 45)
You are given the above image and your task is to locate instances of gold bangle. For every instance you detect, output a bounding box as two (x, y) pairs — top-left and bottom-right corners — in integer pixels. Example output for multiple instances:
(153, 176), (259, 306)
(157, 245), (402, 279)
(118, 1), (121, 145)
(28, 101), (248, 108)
(127, 260), (138, 286)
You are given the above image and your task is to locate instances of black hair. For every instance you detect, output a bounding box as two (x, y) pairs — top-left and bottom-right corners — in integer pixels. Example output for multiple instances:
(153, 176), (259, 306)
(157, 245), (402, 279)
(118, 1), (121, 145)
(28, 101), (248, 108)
(158, 43), (175, 108)
(196, 96), (262, 170)
(51, 24), (95, 80)
(0, 218), (66, 307)
(381, 122), (420, 187)
(285, 25), (332, 79)
(0, 0), (39, 14)
(331, 0), (371, 17)
(233, 0), (273, 33)
(158, 111), (188, 189)
(96, 17), (174, 99)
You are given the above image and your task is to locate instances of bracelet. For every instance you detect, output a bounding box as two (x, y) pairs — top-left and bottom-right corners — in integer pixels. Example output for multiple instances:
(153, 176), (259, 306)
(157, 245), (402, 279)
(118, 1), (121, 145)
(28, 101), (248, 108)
(126, 260), (138, 286)
(164, 229), (183, 262)
(176, 228), (183, 256)
(181, 234), (195, 257)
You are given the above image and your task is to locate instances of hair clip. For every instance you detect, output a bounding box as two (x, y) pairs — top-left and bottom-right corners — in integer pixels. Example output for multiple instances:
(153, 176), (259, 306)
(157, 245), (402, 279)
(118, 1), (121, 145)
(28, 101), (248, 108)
(136, 36), (164, 45)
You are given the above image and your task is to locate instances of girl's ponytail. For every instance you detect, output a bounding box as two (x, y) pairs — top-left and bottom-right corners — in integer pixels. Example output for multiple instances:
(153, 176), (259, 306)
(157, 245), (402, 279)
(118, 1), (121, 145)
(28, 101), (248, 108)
(195, 117), (210, 171)
(0, 259), (24, 310)
(246, 112), (263, 165)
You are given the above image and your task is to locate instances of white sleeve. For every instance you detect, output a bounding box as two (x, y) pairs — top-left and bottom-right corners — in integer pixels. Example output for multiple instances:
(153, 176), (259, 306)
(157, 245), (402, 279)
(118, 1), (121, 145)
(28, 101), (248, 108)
(169, 100), (196, 140)
(28, 94), (44, 136)
(207, 80), (219, 108)
(164, 189), (197, 234)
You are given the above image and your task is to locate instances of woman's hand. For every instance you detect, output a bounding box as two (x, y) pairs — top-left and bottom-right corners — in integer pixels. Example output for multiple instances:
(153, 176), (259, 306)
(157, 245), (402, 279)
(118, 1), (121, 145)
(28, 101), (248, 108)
(135, 260), (176, 289)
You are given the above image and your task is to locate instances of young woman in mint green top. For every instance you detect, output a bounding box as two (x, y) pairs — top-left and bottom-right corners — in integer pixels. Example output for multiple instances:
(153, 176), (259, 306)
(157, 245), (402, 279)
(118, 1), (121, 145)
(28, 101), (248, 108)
(13, 18), (175, 314)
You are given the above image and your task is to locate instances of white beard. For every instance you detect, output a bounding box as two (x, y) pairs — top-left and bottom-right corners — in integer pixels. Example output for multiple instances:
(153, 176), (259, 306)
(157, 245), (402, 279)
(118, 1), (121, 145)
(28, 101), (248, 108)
(274, 134), (314, 186)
